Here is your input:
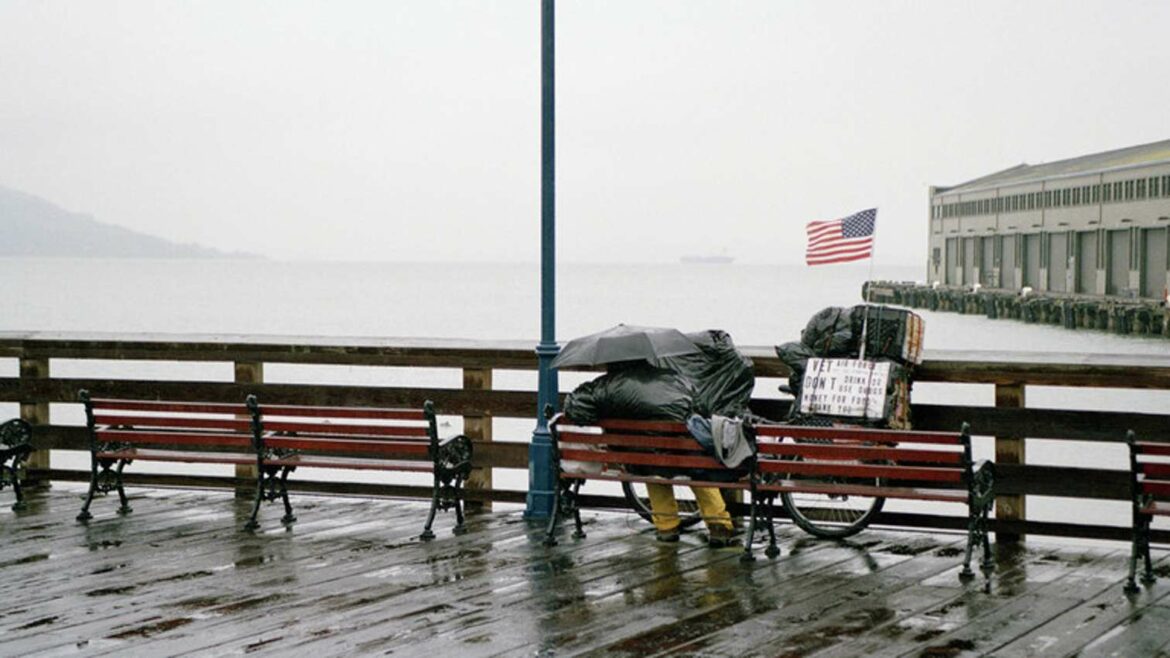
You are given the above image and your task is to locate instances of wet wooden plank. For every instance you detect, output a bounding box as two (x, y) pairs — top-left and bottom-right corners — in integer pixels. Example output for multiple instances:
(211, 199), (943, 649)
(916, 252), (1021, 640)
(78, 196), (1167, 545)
(993, 557), (1170, 657)
(5, 487), (1169, 657)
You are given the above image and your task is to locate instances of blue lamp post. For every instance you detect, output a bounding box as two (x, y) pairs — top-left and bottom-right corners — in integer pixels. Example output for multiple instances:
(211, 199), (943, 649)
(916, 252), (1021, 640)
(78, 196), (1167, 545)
(525, 0), (559, 519)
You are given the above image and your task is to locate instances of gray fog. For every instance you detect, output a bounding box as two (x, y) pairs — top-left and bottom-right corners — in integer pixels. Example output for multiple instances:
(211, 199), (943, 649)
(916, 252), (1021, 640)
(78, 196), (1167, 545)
(1, 1), (1167, 265)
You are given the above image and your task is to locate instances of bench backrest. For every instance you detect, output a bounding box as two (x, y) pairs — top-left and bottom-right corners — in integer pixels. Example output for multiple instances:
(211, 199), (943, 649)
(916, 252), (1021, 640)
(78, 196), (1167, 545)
(549, 415), (741, 480)
(751, 422), (973, 489)
(1129, 431), (1170, 510)
(254, 399), (439, 461)
(80, 391), (257, 453)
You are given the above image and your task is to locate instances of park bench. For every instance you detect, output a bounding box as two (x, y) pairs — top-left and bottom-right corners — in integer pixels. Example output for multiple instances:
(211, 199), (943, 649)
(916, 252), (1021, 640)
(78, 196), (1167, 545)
(748, 421), (994, 582)
(1125, 430), (1170, 593)
(544, 412), (994, 583)
(1, 418), (33, 510)
(76, 391), (473, 539)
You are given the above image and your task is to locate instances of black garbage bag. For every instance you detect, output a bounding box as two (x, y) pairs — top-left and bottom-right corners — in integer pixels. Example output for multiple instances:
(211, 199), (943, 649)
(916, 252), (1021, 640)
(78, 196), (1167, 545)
(655, 329), (755, 418)
(563, 362), (696, 425)
(800, 306), (858, 356)
(774, 340), (816, 401)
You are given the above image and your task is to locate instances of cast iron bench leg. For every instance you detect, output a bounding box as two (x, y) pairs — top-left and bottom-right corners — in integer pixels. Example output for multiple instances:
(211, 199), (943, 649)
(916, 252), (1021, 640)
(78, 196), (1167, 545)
(452, 476), (468, 536)
(278, 467), (296, 525)
(245, 468), (265, 531)
(571, 481), (586, 540)
(764, 493), (781, 558)
(420, 470), (441, 541)
(76, 457), (101, 522)
(544, 481), (564, 547)
(1126, 515), (1142, 594)
(115, 460), (132, 515)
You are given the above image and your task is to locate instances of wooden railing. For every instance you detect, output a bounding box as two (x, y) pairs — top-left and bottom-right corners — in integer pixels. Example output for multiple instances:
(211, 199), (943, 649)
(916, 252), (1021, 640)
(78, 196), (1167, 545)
(3, 331), (1170, 543)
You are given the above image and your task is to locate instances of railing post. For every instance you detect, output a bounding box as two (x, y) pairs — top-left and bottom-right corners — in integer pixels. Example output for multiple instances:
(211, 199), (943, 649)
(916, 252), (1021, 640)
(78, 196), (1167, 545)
(995, 382), (1026, 542)
(19, 357), (50, 487)
(462, 368), (493, 510)
(234, 361), (263, 496)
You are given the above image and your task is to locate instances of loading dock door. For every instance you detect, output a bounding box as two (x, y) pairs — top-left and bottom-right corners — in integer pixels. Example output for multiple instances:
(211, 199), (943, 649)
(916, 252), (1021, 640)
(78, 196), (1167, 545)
(1143, 228), (1167, 299)
(963, 238), (976, 286)
(1109, 229), (1130, 295)
(1049, 233), (1068, 292)
(945, 238), (958, 285)
(1001, 235), (1017, 290)
(1023, 234), (1042, 288)
(982, 238), (996, 286)
(1077, 231), (1097, 294)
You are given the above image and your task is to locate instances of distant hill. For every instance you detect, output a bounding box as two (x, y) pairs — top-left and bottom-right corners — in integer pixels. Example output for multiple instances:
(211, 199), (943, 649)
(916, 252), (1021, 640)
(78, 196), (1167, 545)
(0, 185), (258, 259)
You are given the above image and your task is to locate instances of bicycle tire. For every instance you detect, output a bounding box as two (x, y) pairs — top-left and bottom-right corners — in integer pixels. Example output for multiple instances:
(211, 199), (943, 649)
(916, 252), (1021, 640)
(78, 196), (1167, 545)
(780, 465), (885, 539)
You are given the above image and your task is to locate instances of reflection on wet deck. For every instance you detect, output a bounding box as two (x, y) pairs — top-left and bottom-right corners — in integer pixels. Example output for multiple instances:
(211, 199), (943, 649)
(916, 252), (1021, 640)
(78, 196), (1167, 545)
(2, 486), (1168, 656)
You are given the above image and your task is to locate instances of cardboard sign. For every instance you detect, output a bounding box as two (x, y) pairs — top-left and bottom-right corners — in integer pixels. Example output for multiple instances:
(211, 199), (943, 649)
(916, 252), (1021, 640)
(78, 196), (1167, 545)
(799, 358), (891, 419)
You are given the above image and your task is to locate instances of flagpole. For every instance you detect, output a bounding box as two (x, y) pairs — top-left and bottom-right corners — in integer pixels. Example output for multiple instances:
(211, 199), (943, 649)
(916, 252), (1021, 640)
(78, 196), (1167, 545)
(858, 209), (879, 360)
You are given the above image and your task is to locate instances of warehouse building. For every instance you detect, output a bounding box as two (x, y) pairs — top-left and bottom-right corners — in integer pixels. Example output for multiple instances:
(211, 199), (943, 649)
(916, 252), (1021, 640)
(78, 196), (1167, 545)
(928, 139), (1170, 299)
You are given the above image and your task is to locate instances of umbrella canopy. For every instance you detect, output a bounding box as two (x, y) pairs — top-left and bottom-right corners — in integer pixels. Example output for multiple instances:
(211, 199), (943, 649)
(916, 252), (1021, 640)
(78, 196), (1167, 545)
(551, 324), (700, 369)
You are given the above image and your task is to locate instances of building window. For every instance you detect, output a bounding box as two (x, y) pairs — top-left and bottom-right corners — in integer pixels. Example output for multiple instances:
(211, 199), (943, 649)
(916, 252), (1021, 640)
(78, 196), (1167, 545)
(1137, 179), (1146, 199)
(1152, 178), (1161, 198)
(1164, 175), (1170, 197)
(1115, 181), (1123, 200)
(1028, 192), (1036, 210)
(1092, 185), (1100, 203)
(1126, 180), (1135, 200)
(1063, 189), (1071, 206)
(1044, 190), (1052, 207)
(1073, 188), (1081, 205)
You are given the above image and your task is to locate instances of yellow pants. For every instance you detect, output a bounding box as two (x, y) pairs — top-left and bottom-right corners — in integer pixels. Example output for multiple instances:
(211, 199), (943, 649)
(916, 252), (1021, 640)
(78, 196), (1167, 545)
(645, 483), (733, 533)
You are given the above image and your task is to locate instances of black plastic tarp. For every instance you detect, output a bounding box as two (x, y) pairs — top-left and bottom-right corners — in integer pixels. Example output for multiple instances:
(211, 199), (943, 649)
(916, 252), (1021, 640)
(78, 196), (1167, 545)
(654, 329), (754, 418)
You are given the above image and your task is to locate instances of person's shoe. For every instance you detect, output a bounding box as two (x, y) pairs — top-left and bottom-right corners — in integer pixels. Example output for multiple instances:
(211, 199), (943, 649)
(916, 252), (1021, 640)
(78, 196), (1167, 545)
(656, 529), (681, 543)
(707, 525), (737, 548)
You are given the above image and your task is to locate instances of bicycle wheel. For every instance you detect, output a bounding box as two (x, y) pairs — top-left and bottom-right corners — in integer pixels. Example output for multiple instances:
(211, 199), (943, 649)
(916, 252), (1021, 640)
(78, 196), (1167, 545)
(621, 481), (704, 528)
(779, 458), (885, 539)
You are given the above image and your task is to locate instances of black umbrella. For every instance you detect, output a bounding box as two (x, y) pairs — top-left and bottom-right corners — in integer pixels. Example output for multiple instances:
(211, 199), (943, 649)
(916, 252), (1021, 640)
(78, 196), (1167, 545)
(551, 324), (700, 369)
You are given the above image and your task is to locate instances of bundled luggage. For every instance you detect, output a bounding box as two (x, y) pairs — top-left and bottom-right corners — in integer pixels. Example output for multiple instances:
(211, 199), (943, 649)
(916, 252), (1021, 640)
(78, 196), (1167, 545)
(776, 304), (923, 429)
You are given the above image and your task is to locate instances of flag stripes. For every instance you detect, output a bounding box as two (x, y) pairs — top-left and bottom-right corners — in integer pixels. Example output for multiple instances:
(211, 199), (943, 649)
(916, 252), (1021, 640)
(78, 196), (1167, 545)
(805, 208), (876, 265)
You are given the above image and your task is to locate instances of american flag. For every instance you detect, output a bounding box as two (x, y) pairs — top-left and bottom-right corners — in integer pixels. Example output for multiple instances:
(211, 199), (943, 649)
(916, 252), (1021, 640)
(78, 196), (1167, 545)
(805, 208), (877, 266)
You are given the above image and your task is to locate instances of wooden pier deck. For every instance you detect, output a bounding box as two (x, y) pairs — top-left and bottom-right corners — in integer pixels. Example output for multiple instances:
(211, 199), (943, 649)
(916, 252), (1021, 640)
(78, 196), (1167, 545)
(2, 487), (1169, 657)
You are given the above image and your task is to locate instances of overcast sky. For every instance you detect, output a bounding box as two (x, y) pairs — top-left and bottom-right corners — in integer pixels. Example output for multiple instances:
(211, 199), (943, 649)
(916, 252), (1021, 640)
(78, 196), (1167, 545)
(2, 1), (1168, 265)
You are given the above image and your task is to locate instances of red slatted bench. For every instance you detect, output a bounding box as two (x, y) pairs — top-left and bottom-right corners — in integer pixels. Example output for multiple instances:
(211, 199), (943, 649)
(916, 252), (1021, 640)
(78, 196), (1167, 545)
(1126, 430), (1170, 593)
(750, 421), (994, 581)
(545, 409), (994, 584)
(544, 414), (752, 545)
(77, 391), (472, 539)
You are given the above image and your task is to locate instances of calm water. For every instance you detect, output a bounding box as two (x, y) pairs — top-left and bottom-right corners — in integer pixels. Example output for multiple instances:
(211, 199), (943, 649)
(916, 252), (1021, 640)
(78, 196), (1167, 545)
(4, 257), (1169, 529)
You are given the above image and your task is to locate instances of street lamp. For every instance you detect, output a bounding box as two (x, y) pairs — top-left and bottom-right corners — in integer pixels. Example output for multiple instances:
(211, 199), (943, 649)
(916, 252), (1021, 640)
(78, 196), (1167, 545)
(525, 0), (559, 519)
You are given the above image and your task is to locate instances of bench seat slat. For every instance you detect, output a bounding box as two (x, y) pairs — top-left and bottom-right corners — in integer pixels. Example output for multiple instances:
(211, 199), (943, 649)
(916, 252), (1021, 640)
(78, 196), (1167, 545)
(753, 424), (963, 445)
(756, 443), (964, 464)
(757, 478), (969, 503)
(556, 431), (706, 452)
(91, 399), (249, 416)
(559, 449), (724, 471)
(757, 460), (965, 483)
(560, 471), (750, 489)
(264, 436), (431, 456)
(96, 429), (253, 449)
(95, 415), (253, 432)
(95, 449), (256, 465)
(1138, 476), (1170, 497)
(1136, 442), (1170, 457)
(259, 405), (426, 421)
(1138, 462), (1170, 477)
(595, 419), (689, 433)
(260, 421), (428, 437)
(264, 455), (433, 472)
(1140, 500), (1170, 516)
